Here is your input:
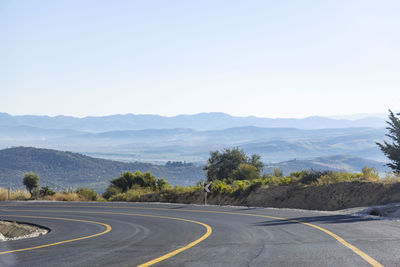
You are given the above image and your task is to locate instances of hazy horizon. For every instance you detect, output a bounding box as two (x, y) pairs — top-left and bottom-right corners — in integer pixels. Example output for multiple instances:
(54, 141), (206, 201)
(0, 110), (395, 120)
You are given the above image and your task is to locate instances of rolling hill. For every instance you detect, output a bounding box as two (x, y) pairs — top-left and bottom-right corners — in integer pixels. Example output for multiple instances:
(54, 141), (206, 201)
(264, 154), (388, 175)
(0, 147), (204, 192)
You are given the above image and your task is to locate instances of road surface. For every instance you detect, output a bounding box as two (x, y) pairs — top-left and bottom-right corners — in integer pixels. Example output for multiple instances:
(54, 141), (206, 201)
(0, 202), (399, 266)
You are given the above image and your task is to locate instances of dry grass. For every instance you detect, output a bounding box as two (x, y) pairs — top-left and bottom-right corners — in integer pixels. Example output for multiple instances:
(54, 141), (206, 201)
(0, 188), (30, 201)
(11, 190), (30, 200)
(44, 192), (82, 201)
(0, 187), (96, 202)
(0, 188), (8, 201)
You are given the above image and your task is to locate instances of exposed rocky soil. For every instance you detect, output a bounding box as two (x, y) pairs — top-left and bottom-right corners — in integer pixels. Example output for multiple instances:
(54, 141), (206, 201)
(0, 220), (48, 241)
(137, 181), (400, 211)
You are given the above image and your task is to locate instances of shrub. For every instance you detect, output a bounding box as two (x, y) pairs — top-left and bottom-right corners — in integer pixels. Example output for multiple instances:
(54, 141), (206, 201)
(298, 170), (333, 184)
(39, 186), (56, 197)
(109, 193), (127, 202)
(361, 166), (379, 181)
(103, 186), (121, 200)
(52, 192), (81, 201)
(211, 180), (234, 194)
(75, 188), (97, 201)
(156, 178), (170, 190)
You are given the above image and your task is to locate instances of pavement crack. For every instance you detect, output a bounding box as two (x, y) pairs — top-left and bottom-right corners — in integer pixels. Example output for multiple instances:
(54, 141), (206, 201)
(247, 244), (265, 266)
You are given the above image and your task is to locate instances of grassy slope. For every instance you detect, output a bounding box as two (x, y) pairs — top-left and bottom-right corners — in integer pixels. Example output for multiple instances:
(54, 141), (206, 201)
(0, 147), (205, 192)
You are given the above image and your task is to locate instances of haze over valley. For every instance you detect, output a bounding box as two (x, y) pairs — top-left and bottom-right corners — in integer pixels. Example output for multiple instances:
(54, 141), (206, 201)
(0, 112), (390, 191)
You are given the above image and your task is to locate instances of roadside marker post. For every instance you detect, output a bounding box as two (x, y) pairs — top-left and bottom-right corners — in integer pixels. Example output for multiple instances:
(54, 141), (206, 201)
(204, 183), (211, 205)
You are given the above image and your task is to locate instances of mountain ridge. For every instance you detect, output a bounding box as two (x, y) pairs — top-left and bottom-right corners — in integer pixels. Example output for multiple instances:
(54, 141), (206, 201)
(0, 112), (386, 132)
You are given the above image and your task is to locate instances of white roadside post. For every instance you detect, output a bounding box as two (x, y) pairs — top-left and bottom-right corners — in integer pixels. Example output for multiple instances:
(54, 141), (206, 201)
(204, 183), (211, 205)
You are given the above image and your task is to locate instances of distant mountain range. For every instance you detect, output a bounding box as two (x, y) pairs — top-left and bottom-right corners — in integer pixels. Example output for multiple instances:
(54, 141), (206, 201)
(0, 147), (388, 193)
(0, 112), (387, 132)
(0, 124), (388, 163)
(0, 111), (391, 166)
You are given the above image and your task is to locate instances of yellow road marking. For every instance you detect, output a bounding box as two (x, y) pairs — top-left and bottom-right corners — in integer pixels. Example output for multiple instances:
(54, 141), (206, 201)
(0, 205), (382, 267)
(0, 215), (112, 255)
(0, 210), (212, 267)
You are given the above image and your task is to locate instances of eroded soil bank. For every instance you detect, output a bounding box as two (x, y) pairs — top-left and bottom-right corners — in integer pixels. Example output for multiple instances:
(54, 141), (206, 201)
(0, 220), (48, 241)
(135, 181), (400, 211)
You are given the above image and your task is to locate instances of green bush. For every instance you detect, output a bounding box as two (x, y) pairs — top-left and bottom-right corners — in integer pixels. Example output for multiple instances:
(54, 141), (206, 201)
(103, 186), (121, 200)
(110, 171), (167, 192)
(39, 186), (56, 197)
(211, 180), (234, 194)
(109, 193), (127, 201)
(75, 187), (97, 201)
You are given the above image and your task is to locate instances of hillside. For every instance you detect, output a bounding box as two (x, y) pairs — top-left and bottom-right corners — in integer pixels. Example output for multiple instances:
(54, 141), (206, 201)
(264, 155), (388, 175)
(0, 147), (205, 192)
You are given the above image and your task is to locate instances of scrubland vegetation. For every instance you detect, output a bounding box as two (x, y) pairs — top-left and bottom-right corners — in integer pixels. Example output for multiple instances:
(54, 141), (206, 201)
(0, 186), (100, 201)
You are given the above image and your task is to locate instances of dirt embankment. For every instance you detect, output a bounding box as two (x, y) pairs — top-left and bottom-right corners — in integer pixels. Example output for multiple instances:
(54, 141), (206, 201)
(0, 221), (48, 241)
(137, 181), (400, 211)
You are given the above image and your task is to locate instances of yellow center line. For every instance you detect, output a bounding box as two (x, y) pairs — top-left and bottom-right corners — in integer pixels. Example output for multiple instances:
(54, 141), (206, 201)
(0, 204), (383, 267)
(0, 215), (112, 255)
(0, 209), (212, 267)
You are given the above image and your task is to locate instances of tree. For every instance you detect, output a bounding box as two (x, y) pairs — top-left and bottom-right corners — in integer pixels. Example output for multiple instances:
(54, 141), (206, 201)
(203, 147), (264, 181)
(110, 171), (159, 192)
(110, 171), (135, 192)
(377, 110), (400, 173)
(231, 163), (260, 180)
(23, 172), (39, 198)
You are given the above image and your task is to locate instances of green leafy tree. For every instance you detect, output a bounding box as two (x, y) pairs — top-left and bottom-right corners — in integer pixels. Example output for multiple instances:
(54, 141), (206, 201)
(249, 154), (264, 173)
(377, 110), (400, 173)
(23, 172), (40, 198)
(110, 171), (159, 192)
(203, 147), (264, 181)
(231, 163), (260, 180)
(110, 171), (135, 192)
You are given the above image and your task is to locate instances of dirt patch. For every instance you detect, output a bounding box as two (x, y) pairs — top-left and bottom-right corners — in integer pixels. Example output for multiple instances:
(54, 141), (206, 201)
(0, 220), (48, 241)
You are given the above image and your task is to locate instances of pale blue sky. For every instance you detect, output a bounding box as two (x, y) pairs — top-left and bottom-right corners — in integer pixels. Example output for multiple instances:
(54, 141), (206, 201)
(1, 0), (399, 118)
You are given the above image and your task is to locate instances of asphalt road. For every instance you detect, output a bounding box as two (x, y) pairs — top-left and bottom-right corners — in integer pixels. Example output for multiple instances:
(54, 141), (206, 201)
(0, 202), (399, 267)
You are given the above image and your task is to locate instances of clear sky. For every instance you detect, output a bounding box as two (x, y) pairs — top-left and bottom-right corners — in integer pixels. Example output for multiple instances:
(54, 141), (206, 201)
(1, 0), (399, 118)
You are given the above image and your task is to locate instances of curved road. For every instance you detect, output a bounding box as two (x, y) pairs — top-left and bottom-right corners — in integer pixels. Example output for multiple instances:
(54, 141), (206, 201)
(1, 202), (399, 266)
